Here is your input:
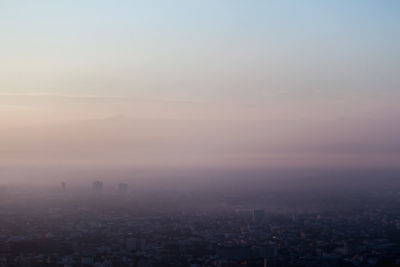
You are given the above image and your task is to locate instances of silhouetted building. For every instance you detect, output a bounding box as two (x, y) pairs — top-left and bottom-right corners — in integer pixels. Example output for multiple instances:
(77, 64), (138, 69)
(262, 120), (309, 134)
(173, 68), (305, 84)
(61, 182), (67, 193)
(92, 181), (103, 192)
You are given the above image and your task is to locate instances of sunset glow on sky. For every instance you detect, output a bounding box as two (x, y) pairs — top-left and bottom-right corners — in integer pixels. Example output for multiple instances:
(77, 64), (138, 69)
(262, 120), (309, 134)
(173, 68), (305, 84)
(1, 1), (399, 171)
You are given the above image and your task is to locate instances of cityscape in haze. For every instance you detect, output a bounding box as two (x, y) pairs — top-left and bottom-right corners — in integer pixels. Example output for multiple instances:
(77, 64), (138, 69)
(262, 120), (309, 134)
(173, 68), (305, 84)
(1, 1), (400, 267)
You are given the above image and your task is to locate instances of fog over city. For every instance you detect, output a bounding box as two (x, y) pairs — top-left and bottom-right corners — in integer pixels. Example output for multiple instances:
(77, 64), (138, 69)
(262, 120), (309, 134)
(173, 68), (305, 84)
(1, 1), (400, 266)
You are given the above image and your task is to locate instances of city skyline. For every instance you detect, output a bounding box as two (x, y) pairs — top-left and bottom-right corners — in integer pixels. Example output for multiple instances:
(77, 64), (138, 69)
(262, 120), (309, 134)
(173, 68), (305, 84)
(1, 2), (400, 267)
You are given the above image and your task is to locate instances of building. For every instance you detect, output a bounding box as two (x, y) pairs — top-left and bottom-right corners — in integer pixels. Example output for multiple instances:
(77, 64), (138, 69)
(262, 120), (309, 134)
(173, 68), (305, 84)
(92, 181), (103, 192)
(61, 182), (67, 193)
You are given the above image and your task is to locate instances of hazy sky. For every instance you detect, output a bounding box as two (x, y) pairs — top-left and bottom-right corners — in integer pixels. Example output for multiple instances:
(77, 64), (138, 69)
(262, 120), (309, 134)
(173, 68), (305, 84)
(1, 1), (399, 171)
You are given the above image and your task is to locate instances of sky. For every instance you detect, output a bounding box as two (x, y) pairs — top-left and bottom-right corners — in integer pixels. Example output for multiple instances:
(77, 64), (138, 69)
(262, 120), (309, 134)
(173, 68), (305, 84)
(0, 1), (399, 173)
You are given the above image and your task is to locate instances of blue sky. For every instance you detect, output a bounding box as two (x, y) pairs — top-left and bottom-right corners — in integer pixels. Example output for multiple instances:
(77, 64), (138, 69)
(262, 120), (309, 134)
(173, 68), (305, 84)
(1, 0), (399, 100)
(0, 1), (399, 169)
